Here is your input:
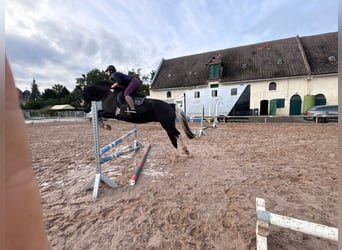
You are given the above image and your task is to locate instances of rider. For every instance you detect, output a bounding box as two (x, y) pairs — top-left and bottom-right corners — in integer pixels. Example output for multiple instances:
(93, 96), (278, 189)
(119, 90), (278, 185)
(105, 65), (141, 114)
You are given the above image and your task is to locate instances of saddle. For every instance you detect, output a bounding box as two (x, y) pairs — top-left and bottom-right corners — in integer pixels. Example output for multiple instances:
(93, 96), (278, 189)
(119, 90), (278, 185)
(116, 90), (146, 107)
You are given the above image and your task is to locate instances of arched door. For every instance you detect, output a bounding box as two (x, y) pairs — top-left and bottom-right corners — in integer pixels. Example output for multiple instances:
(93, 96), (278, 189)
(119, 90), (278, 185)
(315, 94), (326, 106)
(289, 95), (302, 115)
(260, 100), (269, 115)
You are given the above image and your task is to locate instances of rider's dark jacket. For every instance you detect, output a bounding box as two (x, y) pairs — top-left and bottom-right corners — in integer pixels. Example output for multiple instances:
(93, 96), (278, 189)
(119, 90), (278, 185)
(109, 72), (132, 87)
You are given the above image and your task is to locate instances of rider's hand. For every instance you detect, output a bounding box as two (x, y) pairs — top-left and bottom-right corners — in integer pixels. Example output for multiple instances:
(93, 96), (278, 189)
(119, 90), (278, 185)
(111, 82), (118, 88)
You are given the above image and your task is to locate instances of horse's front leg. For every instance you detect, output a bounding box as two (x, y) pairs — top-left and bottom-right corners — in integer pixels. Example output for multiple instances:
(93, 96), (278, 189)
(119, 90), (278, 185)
(97, 117), (112, 130)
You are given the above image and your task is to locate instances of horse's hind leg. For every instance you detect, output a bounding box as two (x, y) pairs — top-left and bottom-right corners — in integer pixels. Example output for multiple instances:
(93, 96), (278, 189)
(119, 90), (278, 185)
(167, 124), (191, 156)
(178, 136), (190, 156)
(167, 130), (178, 149)
(160, 122), (180, 149)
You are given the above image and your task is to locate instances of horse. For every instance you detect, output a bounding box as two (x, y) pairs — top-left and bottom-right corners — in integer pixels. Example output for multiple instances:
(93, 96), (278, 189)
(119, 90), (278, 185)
(80, 81), (195, 153)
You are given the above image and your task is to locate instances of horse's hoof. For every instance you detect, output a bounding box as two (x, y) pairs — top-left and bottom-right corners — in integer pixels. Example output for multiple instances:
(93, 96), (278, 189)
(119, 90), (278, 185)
(183, 147), (190, 155)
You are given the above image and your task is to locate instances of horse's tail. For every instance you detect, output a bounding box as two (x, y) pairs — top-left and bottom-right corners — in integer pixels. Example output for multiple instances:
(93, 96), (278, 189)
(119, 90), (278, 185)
(174, 104), (196, 139)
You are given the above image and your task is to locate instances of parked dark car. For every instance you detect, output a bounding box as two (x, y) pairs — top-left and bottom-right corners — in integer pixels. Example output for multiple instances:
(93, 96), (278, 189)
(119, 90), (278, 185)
(304, 105), (338, 123)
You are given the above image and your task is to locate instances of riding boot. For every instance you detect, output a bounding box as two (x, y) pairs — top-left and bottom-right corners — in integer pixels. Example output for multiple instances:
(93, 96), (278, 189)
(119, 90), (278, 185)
(125, 95), (137, 113)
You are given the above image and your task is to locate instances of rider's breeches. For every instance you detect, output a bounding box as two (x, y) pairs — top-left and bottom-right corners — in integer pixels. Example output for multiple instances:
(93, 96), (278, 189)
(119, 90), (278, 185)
(124, 77), (140, 96)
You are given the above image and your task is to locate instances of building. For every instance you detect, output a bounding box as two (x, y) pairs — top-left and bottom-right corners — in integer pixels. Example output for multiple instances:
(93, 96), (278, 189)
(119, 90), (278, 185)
(17, 88), (31, 105)
(149, 32), (337, 117)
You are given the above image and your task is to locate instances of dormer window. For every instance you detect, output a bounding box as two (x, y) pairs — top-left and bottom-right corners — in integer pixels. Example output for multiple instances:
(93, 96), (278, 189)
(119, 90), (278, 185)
(207, 55), (223, 80)
(166, 91), (172, 98)
(208, 64), (220, 79)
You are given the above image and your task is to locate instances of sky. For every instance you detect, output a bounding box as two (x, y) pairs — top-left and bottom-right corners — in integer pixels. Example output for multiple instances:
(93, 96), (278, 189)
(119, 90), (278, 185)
(5, 0), (338, 92)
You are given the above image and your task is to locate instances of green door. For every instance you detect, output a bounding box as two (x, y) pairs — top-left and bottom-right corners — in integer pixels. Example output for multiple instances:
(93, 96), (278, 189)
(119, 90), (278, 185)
(289, 95), (302, 115)
(269, 99), (277, 115)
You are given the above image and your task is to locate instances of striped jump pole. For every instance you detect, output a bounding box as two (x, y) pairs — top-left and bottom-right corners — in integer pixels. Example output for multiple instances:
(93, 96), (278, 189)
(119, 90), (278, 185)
(256, 197), (338, 250)
(101, 145), (140, 164)
(100, 128), (137, 154)
(129, 145), (151, 186)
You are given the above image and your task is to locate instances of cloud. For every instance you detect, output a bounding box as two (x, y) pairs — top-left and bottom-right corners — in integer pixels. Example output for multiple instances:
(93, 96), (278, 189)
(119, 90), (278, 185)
(5, 0), (338, 92)
(6, 34), (59, 64)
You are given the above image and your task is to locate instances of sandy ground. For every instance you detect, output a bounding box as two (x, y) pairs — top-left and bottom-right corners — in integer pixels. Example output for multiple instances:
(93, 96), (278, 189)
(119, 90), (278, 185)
(26, 120), (338, 249)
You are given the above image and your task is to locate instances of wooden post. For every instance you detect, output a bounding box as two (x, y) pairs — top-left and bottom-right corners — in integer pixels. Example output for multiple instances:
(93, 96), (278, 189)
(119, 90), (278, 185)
(256, 197), (338, 249)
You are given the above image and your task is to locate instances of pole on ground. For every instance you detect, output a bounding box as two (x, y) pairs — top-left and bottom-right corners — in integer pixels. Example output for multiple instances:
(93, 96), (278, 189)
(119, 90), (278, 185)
(129, 145), (151, 186)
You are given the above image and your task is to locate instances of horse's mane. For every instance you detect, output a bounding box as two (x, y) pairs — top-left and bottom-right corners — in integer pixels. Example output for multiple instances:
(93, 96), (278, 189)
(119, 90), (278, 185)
(90, 80), (112, 90)
(83, 80), (114, 101)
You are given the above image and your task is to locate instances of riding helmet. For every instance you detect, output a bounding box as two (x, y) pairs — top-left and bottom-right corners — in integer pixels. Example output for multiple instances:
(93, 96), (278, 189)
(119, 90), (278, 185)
(105, 65), (116, 73)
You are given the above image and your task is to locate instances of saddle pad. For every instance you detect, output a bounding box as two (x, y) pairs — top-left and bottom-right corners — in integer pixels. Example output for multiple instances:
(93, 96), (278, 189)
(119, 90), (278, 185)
(134, 97), (145, 106)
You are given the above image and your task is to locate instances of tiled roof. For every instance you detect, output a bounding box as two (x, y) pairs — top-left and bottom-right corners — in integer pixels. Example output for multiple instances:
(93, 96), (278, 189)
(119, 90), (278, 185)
(300, 32), (338, 74)
(151, 32), (337, 90)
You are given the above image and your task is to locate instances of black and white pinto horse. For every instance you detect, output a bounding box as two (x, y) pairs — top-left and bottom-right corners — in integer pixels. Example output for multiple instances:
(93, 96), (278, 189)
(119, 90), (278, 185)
(81, 81), (195, 154)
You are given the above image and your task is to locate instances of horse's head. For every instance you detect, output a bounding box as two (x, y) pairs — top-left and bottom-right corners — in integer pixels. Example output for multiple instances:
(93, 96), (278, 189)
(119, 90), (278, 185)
(80, 81), (115, 113)
(80, 87), (92, 113)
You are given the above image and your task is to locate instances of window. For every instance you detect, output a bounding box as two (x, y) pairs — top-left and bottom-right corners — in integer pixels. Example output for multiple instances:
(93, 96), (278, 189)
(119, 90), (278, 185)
(269, 82), (277, 91)
(329, 105), (338, 112)
(276, 98), (285, 108)
(212, 90), (217, 97)
(208, 64), (220, 79)
(231, 88), (237, 96)
(194, 91), (200, 98)
(210, 84), (219, 88)
(166, 91), (172, 98)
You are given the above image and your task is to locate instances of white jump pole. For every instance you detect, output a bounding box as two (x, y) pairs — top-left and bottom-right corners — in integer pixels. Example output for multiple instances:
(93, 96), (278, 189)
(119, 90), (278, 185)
(256, 198), (338, 249)
(82, 101), (118, 198)
(208, 104), (217, 128)
(82, 101), (142, 199)
(197, 105), (207, 136)
(212, 102), (218, 128)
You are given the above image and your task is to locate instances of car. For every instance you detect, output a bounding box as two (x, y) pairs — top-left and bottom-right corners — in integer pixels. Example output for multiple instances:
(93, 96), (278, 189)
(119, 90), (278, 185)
(304, 105), (338, 123)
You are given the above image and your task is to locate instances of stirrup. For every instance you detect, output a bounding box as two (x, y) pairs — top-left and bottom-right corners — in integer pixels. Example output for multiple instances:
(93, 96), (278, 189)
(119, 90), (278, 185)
(125, 107), (137, 114)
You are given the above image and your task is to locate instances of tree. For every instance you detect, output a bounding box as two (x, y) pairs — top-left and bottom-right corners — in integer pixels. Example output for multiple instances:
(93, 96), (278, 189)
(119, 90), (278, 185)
(25, 79), (42, 109)
(41, 88), (57, 100)
(75, 69), (108, 89)
(68, 84), (84, 109)
(28, 78), (41, 102)
(21, 66), (153, 111)
(52, 84), (70, 98)
(72, 69), (108, 108)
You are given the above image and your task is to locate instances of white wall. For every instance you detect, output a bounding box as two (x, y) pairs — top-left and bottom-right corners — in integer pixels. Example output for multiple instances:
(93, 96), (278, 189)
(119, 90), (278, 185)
(149, 89), (185, 103)
(150, 74), (338, 116)
(309, 75), (338, 104)
(249, 74), (338, 115)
